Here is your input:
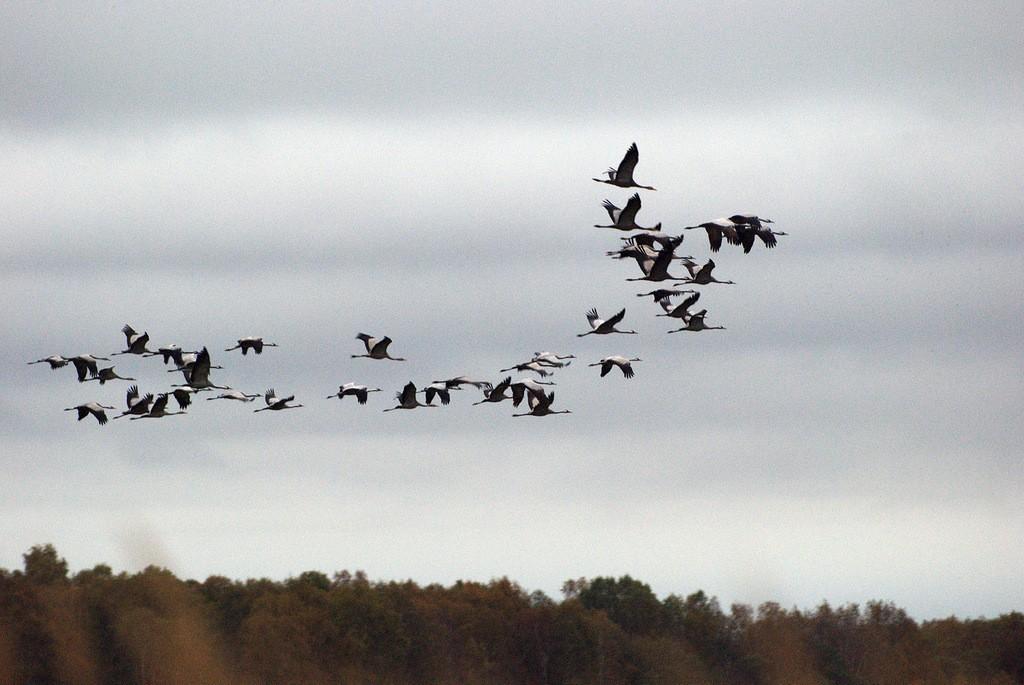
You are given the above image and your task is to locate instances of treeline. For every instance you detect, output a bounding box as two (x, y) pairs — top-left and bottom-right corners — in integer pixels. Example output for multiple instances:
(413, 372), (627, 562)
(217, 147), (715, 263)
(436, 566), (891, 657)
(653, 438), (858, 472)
(1, 545), (1022, 685)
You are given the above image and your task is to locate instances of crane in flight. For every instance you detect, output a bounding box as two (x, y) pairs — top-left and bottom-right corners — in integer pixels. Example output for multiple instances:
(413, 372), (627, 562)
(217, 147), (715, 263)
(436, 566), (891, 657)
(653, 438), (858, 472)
(592, 143), (656, 190)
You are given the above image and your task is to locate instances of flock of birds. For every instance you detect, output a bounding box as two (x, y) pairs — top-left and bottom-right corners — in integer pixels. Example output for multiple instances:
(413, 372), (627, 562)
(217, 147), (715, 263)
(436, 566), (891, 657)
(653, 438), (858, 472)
(32, 143), (785, 426)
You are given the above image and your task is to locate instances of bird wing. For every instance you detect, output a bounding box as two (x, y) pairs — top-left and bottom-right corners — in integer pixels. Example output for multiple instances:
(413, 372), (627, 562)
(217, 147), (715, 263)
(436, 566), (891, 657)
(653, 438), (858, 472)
(618, 193), (641, 227)
(585, 308), (601, 329)
(677, 291), (700, 313)
(603, 308), (627, 329)
(657, 297), (673, 313)
(190, 347), (211, 384)
(707, 226), (723, 252)
(621, 362), (634, 379)
(72, 358), (90, 382)
(399, 382), (417, 405)
(374, 337), (394, 355)
(172, 388), (191, 410)
(615, 143), (639, 182)
(151, 394), (169, 414)
(695, 260), (714, 280)
(264, 388), (276, 405)
(600, 361), (613, 377)
(122, 324), (137, 345)
(356, 388), (369, 404)
(132, 331), (150, 351)
(757, 228), (777, 248)
(739, 226), (756, 253)
(126, 385), (139, 407)
(650, 245), (675, 278)
(601, 199), (620, 222)
(492, 376), (512, 396)
(425, 386), (438, 405)
(356, 333), (376, 352)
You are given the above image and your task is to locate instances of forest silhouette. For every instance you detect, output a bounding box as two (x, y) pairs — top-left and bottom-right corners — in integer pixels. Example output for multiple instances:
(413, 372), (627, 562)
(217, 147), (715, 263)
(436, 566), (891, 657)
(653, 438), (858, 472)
(2, 544), (1022, 684)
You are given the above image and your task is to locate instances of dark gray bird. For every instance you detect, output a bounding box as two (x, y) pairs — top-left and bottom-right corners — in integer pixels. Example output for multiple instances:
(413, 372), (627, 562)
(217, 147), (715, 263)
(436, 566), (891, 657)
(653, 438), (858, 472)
(64, 402), (115, 425)
(595, 193), (661, 232)
(254, 389), (303, 412)
(683, 219), (740, 253)
(113, 385), (153, 420)
(69, 354), (110, 382)
(473, 377), (513, 406)
(82, 366), (136, 385)
(636, 288), (695, 303)
(655, 291), (701, 320)
(383, 382), (435, 411)
(353, 333), (405, 361)
(578, 308), (637, 337)
(326, 383), (382, 404)
(589, 356), (641, 379)
(225, 337), (279, 355)
(432, 376), (493, 391)
(592, 143), (656, 190)
(171, 347), (230, 390)
(130, 393), (187, 419)
(667, 309), (726, 333)
(27, 355), (69, 370)
(419, 383), (453, 406)
(113, 324), (154, 356)
(147, 345), (196, 366)
(680, 259), (735, 285)
(512, 390), (571, 417)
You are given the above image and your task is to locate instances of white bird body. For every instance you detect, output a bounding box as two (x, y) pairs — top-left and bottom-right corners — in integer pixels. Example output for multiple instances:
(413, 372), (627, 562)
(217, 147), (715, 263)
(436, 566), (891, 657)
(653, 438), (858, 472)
(326, 383), (382, 405)
(530, 352), (575, 368)
(208, 389), (261, 402)
(28, 355), (68, 370)
(353, 333), (405, 361)
(578, 308), (637, 337)
(65, 402), (115, 425)
(592, 143), (656, 190)
(589, 356), (641, 379)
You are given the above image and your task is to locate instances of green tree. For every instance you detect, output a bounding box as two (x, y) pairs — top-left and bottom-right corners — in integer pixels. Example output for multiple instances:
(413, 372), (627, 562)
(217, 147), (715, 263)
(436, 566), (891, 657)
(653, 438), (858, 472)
(22, 544), (68, 584)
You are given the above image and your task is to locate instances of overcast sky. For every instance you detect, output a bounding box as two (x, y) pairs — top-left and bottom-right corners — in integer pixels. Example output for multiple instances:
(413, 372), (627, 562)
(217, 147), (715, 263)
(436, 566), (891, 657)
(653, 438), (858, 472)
(2, 2), (1022, 619)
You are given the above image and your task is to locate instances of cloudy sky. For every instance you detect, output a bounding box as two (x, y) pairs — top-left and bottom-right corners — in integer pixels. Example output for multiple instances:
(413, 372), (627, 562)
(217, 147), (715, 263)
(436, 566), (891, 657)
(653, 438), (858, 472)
(2, 2), (1022, 619)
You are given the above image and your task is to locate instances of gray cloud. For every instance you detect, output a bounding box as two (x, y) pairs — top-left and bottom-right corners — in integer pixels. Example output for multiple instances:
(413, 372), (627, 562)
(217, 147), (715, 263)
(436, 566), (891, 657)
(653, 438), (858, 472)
(2, 2), (1022, 128)
(2, 2), (1022, 621)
